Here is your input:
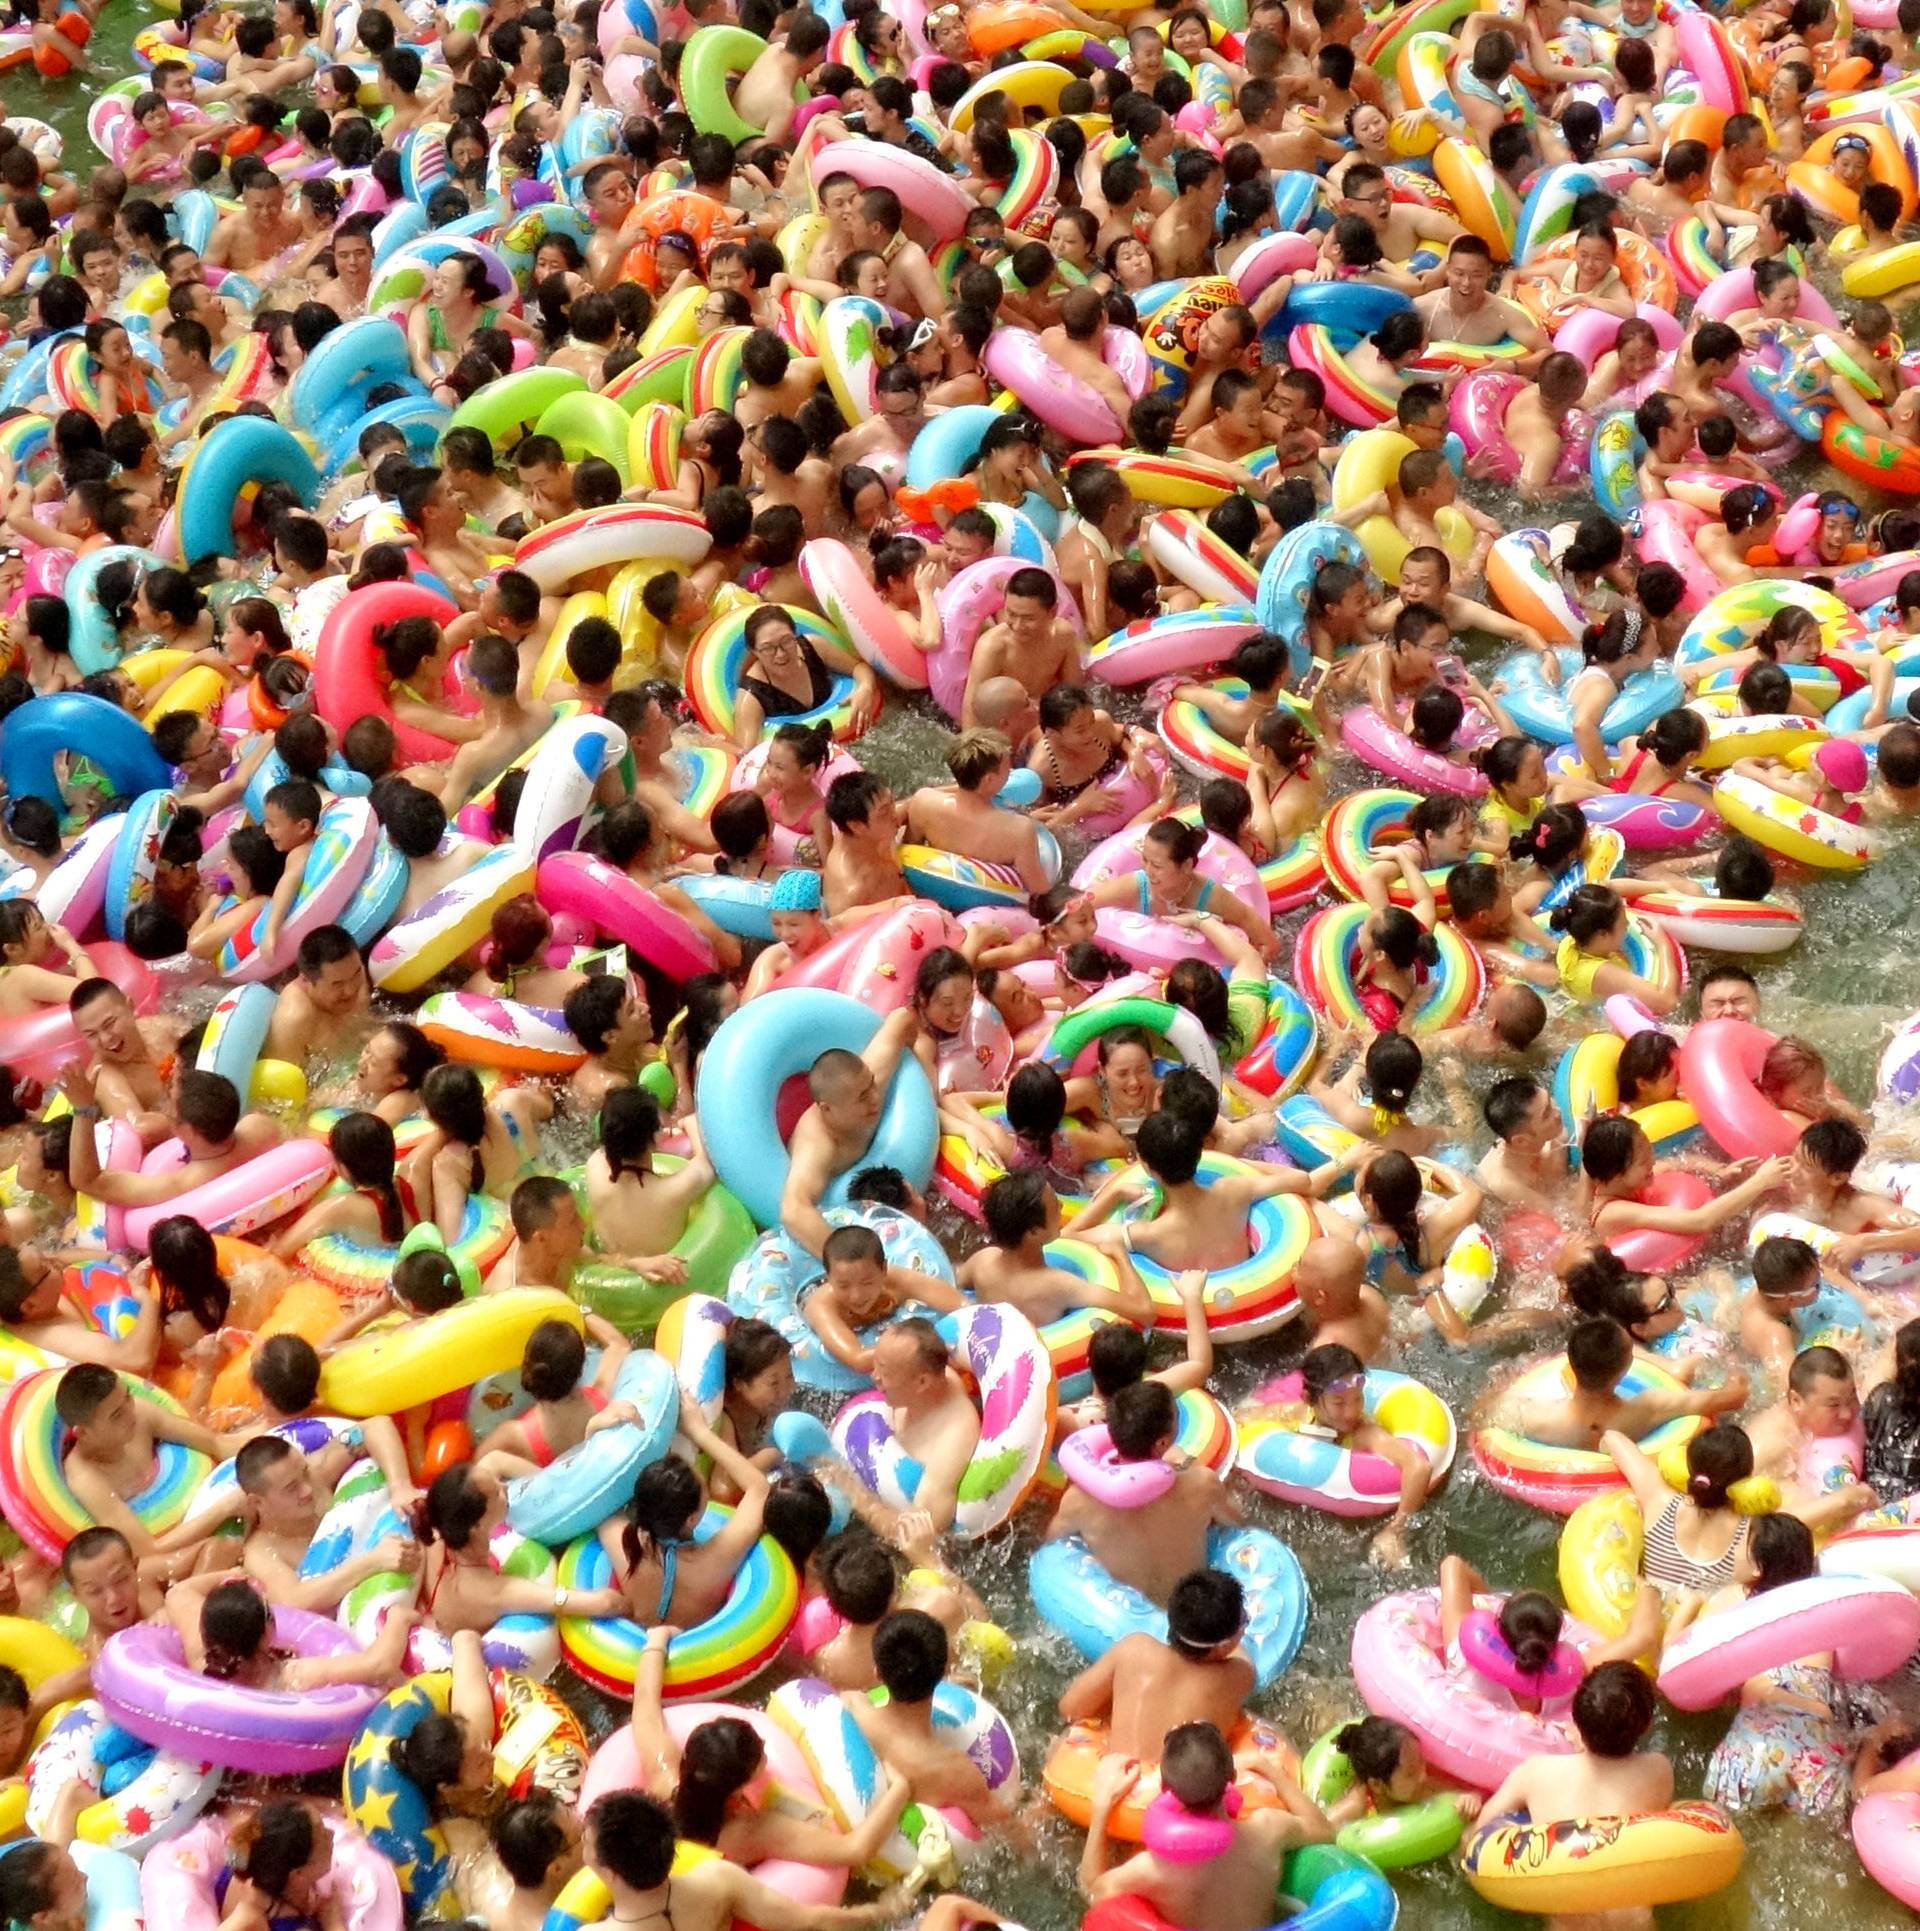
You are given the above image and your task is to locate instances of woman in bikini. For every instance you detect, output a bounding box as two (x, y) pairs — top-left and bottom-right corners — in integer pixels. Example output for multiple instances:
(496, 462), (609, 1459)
(401, 1063), (553, 1242)
(414, 1463), (627, 1634)
(270, 1111), (417, 1259)
(598, 1396), (771, 1629)
(463, 895), (590, 1009)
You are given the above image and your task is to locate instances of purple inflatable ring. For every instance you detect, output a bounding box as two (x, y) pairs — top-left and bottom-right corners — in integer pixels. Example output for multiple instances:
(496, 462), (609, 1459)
(94, 1604), (383, 1772)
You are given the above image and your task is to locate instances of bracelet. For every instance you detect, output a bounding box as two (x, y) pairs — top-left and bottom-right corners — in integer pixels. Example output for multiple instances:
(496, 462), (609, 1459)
(553, 1586), (569, 1613)
(72, 1104), (99, 1118)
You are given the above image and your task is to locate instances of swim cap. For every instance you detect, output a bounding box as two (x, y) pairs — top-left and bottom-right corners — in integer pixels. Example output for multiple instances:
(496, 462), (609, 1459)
(770, 868), (824, 912)
(1814, 738), (1869, 795)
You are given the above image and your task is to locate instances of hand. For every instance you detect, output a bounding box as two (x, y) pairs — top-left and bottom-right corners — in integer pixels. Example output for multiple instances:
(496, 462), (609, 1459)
(1749, 1155), (1793, 1193)
(644, 1624), (678, 1652)
(1092, 1756), (1141, 1810)
(889, 1508), (936, 1555)
(1452, 1789), (1483, 1821)
(643, 1254), (690, 1285)
(371, 1533), (418, 1573)
(1370, 1523), (1408, 1568)
(1177, 1268), (1207, 1308)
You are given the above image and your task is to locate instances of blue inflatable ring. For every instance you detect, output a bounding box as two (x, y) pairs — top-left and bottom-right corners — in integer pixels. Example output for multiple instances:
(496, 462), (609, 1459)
(695, 986), (938, 1228)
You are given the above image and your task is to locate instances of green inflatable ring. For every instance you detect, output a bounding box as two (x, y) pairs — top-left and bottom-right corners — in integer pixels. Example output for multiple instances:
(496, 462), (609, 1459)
(1299, 1725), (1467, 1871)
(681, 26), (797, 145)
(534, 390), (634, 486)
(447, 366), (587, 448)
(1038, 995), (1187, 1071)
(569, 1155), (756, 1335)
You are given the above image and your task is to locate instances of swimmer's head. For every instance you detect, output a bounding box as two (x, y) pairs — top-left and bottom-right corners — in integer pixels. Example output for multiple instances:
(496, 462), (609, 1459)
(1293, 1237), (1366, 1316)
(1486, 982), (1548, 1049)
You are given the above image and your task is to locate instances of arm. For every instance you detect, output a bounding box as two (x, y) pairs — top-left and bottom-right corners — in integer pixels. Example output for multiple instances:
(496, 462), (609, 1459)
(1151, 1269), (1215, 1394)
(1056, 1647), (1119, 1725)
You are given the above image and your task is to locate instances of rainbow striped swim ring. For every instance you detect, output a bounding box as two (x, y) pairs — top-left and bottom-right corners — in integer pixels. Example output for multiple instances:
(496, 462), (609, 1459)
(557, 1503), (798, 1697)
(683, 606), (855, 740)
(932, 1103), (1123, 1220)
(1168, 798), (1324, 913)
(1471, 1355), (1703, 1514)
(0, 1372), (208, 1561)
(1293, 903), (1484, 1037)
(1322, 789), (1455, 912)
(1233, 977), (1318, 1099)
(1115, 1152), (1314, 1340)
(300, 1190), (512, 1296)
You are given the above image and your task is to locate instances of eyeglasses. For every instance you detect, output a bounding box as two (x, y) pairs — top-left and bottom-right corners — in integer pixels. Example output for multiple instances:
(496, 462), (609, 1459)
(1323, 1374), (1365, 1398)
(754, 632), (798, 655)
(1638, 1282), (1676, 1319)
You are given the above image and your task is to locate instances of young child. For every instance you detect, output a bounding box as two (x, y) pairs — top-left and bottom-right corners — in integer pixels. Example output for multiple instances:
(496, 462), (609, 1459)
(1502, 1315), (1747, 1449)
(256, 777), (321, 962)
(958, 1170), (1153, 1327)
(1321, 1714), (1481, 1830)
(471, 1316), (639, 1478)
(1291, 1342), (1435, 1564)
(799, 1223), (966, 1377)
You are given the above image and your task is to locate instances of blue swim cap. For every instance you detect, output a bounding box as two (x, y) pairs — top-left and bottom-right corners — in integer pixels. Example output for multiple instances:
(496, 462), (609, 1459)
(770, 868), (823, 912)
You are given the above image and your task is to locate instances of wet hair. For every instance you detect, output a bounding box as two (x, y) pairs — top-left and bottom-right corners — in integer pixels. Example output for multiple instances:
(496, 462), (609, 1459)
(1566, 1315), (1632, 1392)
(199, 1579), (271, 1678)
(1746, 1511), (1815, 1594)
(622, 1454), (704, 1568)
(1166, 1568), (1244, 1653)
(1499, 1590), (1566, 1677)
(1161, 1722), (1233, 1810)
(148, 1216), (231, 1336)
(1357, 1149), (1426, 1272)
(674, 1715), (766, 1844)
(1685, 1421), (1755, 1510)
(1333, 1714), (1412, 1786)
(1109, 1378), (1177, 1461)
(251, 1333), (322, 1414)
(493, 1793), (571, 1891)
(1571, 1660), (1655, 1757)
(226, 1801), (321, 1901)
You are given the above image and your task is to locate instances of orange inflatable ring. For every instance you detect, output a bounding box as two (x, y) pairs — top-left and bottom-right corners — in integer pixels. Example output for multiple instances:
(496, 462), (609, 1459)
(620, 190), (732, 291)
(1662, 105), (1726, 152)
(968, 0), (1066, 54)
(1515, 232), (1677, 331)
(33, 10), (88, 75)
(1788, 122), (1918, 224)
(247, 651), (314, 731)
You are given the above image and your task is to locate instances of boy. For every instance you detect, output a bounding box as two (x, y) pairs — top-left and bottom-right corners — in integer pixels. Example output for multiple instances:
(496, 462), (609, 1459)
(1393, 448), (1499, 581)
(1047, 1380), (1243, 1606)
(958, 1171), (1152, 1328)
(258, 776), (321, 962)
(1500, 1316), (1747, 1449)
(801, 1223), (965, 1377)
(1081, 1723), (1331, 1931)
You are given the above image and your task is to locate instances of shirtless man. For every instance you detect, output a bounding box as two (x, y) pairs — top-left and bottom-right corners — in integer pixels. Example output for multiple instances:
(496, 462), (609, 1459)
(1501, 1315), (1747, 1450)
(1415, 236), (1547, 361)
(564, 979), (659, 1113)
(1081, 1725), (1331, 1931)
(1057, 1567), (1257, 1763)
(822, 773), (908, 920)
(974, 675), (1041, 757)
(264, 926), (370, 1063)
(849, 1609), (1008, 1825)
(1499, 351), (1591, 492)
(486, 1176), (588, 1295)
(957, 1171), (1153, 1328)
(1741, 1344), (1876, 1527)
(316, 220), (374, 318)
(1476, 1077), (1575, 1214)
(961, 569), (1084, 726)
(236, 1432), (419, 1611)
(29, 1528), (170, 1709)
(839, 1320), (983, 1541)
(805, 172), (864, 286)
(734, 11), (829, 147)
(779, 1010), (920, 1256)
(53, 1363), (231, 1559)
(1040, 289), (1137, 429)
(205, 166), (303, 273)
(66, 1063), (280, 1213)
(1471, 1665), (1673, 1931)
(1291, 1237), (1389, 1361)
(581, 161), (639, 291)
(734, 330), (825, 433)
(68, 977), (174, 1132)
(1081, 1110), (1340, 1278)
(1335, 160), (1462, 264)
(429, 635), (554, 810)
(1151, 150), (1225, 279)
(903, 729), (1055, 894)
(1047, 1380), (1243, 1605)
(0, 1247), (160, 1373)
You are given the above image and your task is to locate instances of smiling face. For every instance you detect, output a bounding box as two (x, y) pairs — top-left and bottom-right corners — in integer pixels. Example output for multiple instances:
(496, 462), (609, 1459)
(68, 1537), (142, 1632)
(306, 951), (368, 1017)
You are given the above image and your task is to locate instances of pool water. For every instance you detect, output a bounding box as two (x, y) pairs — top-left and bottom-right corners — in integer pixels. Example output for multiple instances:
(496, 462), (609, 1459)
(31, 32), (1920, 1925)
